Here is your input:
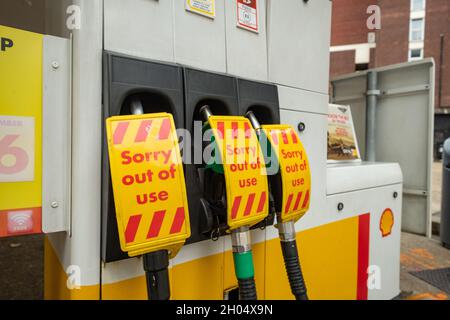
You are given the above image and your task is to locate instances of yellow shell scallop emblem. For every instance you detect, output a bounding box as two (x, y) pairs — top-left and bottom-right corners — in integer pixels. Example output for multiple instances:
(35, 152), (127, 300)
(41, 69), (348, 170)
(380, 208), (394, 237)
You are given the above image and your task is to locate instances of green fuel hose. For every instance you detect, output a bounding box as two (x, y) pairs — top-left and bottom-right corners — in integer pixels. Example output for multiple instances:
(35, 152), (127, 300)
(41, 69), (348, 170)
(232, 227), (258, 300)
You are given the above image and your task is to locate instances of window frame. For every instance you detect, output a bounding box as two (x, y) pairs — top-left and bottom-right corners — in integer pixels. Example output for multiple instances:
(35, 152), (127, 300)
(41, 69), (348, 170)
(411, 0), (426, 12)
(410, 18), (425, 42)
(409, 48), (423, 61)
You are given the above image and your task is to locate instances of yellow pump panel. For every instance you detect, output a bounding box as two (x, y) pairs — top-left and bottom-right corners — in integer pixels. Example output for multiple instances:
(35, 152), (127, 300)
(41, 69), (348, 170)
(0, 25), (43, 237)
(261, 125), (311, 222)
(207, 116), (269, 230)
(106, 113), (190, 257)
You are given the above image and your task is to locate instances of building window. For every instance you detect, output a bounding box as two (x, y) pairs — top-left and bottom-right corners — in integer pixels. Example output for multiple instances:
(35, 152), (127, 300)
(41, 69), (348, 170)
(410, 18), (424, 41)
(409, 48), (423, 61)
(411, 0), (425, 12)
(355, 63), (369, 71)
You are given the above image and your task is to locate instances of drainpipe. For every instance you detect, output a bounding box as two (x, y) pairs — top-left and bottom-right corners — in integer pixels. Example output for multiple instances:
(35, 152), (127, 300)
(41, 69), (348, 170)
(438, 34), (444, 109)
(366, 70), (379, 162)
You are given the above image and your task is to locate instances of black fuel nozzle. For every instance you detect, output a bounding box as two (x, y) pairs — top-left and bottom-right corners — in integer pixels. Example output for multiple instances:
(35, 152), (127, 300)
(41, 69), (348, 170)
(129, 99), (171, 301)
(245, 110), (309, 301)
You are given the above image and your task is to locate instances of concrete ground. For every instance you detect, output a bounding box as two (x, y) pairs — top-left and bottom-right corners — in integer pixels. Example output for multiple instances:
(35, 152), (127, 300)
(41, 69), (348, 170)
(400, 232), (450, 300)
(0, 234), (43, 300)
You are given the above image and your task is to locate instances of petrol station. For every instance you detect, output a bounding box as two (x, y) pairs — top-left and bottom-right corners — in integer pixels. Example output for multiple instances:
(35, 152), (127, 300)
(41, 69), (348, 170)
(0, 0), (411, 300)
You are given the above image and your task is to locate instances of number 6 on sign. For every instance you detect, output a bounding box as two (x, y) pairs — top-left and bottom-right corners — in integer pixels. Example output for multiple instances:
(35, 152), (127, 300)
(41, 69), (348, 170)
(0, 116), (35, 182)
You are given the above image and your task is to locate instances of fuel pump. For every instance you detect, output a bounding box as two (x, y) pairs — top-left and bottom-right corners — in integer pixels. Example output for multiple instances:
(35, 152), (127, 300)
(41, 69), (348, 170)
(105, 99), (191, 300)
(246, 111), (311, 300)
(199, 105), (270, 300)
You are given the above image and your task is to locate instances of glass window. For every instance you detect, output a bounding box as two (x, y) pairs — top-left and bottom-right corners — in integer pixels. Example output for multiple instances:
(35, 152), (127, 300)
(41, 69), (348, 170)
(410, 18), (424, 41)
(411, 0), (425, 11)
(409, 48), (423, 61)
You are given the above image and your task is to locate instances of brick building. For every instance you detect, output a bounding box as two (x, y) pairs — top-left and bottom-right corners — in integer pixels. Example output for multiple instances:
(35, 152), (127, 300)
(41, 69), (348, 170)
(330, 0), (450, 111)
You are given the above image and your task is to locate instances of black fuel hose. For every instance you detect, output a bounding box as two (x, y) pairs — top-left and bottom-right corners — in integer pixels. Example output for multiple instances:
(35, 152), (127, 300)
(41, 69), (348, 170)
(280, 240), (308, 300)
(143, 250), (171, 300)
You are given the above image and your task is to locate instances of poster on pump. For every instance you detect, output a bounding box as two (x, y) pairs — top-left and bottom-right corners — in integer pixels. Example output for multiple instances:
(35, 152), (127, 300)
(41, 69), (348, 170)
(0, 25), (43, 237)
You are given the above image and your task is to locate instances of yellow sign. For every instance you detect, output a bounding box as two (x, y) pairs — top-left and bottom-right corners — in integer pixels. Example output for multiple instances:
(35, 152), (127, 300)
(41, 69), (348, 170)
(185, 0), (215, 18)
(262, 125), (311, 222)
(0, 25), (43, 237)
(207, 116), (269, 230)
(106, 113), (190, 257)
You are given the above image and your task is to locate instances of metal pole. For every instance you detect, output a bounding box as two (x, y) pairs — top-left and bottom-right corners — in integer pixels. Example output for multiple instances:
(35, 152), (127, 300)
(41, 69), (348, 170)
(366, 71), (379, 162)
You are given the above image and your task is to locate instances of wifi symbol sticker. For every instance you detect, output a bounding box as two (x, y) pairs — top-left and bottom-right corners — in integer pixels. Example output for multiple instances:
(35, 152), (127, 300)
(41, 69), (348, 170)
(7, 210), (33, 234)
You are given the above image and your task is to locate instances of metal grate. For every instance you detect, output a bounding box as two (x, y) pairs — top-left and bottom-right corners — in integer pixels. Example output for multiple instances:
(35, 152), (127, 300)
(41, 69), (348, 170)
(410, 268), (450, 294)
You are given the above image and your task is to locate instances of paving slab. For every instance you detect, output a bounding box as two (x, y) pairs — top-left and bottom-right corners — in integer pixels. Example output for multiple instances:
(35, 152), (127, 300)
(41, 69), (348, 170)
(400, 232), (450, 300)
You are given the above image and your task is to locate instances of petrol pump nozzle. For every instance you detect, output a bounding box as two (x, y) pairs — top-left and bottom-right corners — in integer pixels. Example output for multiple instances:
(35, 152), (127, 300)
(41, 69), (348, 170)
(130, 98), (171, 301)
(246, 111), (262, 132)
(200, 105), (258, 300)
(245, 112), (309, 301)
(200, 105), (213, 121)
(130, 98), (145, 115)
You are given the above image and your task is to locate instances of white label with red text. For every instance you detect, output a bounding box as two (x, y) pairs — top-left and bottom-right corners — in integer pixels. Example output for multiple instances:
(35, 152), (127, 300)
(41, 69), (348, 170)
(237, 0), (258, 33)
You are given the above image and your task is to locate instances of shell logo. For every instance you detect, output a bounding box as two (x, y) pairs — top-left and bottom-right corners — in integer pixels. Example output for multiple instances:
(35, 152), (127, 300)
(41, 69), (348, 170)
(380, 208), (394, 237)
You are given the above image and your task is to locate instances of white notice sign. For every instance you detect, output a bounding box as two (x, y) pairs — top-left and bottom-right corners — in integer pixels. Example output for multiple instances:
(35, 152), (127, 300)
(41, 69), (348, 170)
(186, 0), (215, 19)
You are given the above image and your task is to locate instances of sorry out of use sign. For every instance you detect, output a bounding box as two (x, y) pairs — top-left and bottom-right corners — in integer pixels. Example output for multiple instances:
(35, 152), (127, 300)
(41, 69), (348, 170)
(106, 113), (190, 256)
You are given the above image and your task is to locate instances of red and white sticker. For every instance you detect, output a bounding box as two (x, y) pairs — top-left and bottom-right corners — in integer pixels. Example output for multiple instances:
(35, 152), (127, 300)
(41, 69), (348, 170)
(237, 0), (259, 33)
(0, 116), (35, 182)
(7, 210), (34, 234)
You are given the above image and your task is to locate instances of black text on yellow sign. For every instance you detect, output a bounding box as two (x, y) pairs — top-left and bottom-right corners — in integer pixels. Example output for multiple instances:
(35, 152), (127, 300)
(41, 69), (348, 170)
(1, 37), (13, 51)
(106, 113), (190, 258)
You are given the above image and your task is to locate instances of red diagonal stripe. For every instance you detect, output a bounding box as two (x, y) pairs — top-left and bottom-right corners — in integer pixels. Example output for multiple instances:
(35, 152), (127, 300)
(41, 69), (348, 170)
(270, 131), (279, 145)
(244, 122), (252, 139)
(257, 192), (267, 213)
(147, 210), (166, 239)
(125, 214), (142, 243)
(290, 129), (299, 144)
(301, 190), (310, 209)
(244, 193), (256, 216)
(158, 118), (171, 140)
(281, 130), (289, 144)
(232, 122), (239, 139)
(292, 192), (303, 212)
(135, 120), (152, 142)
(284, 194), (294, 214)
(113, 122), (130, 145)
(217, 122), (225, 139)
(231, 196), (242, 219)
(170, 207), (186, 234)
(357, 213), (370, 300)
